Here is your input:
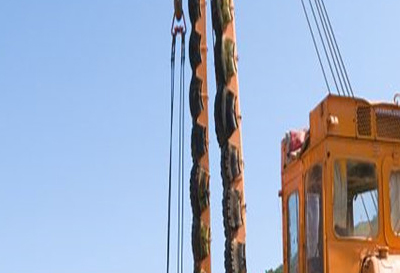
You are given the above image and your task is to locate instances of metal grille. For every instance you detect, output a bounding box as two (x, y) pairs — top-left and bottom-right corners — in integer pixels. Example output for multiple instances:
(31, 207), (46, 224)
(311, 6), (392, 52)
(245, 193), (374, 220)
(357, 106), (372, 137)
(376, 108), (400, 140)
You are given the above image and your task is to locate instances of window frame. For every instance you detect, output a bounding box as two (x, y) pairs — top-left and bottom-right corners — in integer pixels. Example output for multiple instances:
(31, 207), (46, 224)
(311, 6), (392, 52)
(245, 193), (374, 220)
(388, 169), (400, 236)
(304, 164), (324, 273)
(382, 156), (400, 246)
(287, 190), (300, 273)
(332, 158), (380, 241)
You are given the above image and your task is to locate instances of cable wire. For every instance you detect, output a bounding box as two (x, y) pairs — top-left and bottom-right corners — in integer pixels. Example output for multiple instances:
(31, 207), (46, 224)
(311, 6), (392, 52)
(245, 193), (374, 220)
(316, 0), (351, 96)
(166, 33), (177, 273)
(180, 34), (185, 273)
(307, 0), (341, 95)
(176, 33), (186, 273)
(168, 6), (187, 271)
(319, 0), (354, 97)
(313, 0), (345, 96)
(314, 0), (349, 96)
(176, 57), (182, 273)
(300, 0), (331, 94)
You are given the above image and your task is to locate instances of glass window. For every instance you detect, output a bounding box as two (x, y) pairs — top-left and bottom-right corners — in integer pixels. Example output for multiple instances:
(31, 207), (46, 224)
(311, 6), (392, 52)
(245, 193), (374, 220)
(333, 160), (378, 238)
(305, 165), (323, 273)
(287, 191), (299, 273)
(389, 171), (400, 235)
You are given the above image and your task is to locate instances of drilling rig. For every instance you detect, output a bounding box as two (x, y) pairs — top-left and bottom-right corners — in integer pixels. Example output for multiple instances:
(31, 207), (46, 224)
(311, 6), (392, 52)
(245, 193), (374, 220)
(282, 95), (400, 273)
(167, 1), (400, 273)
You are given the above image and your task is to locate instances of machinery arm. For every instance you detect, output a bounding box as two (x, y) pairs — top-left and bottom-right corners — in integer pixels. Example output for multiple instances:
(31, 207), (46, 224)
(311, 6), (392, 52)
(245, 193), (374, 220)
(188, 1), (212, 273)
(211, 1), (247, 273)
(188, 0), (247, 273)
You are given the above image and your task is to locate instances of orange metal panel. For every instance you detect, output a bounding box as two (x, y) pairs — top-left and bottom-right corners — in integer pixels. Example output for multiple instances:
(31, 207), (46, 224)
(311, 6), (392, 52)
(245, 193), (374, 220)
(281, 95), (400, 273)
(189, 0), (211, 272)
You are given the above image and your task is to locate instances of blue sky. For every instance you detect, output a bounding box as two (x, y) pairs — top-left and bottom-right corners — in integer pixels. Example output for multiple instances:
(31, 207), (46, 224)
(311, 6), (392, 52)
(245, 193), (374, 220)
(1, 1), (400, 273)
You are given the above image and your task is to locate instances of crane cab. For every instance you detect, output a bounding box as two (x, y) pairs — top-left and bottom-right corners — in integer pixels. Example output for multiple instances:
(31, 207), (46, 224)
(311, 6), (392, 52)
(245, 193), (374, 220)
(281, 95), (400, 273)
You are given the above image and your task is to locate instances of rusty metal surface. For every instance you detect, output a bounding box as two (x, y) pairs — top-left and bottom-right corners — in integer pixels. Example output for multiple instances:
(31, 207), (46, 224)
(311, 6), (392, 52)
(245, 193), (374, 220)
(188, 0), (211, 272)
(211, 0), (247, 273)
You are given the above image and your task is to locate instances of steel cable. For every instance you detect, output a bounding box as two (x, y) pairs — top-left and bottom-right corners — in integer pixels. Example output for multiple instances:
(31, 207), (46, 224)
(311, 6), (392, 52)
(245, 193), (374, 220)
(178, 34), (186, 273)
(176, 47), (182, 273)
(166, 33), (177, 273)
(300, 0), (355, 97)
(313, 0), (345, 96)
(175, 34), (186, 273)
(319, 0), (354, 97)
(307, 0), (341, 95)
(167, 29), (186, 273)
(300, 0), (331, 94)
(314, 0), (350, 96)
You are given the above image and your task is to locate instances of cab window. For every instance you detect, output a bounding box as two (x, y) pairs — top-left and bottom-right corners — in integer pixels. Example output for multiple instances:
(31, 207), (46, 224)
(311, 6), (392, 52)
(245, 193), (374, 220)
(333, 160), (378, 238)
(389, 171), (400, 235)
(305, 165), (323, 273)
(287, 191), (299, 273)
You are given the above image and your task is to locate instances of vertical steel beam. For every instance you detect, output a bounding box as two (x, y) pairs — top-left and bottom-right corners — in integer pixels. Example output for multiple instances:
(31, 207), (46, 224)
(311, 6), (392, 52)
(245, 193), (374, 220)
(211, 0), (247, 272)
(188, 0), (211, 273)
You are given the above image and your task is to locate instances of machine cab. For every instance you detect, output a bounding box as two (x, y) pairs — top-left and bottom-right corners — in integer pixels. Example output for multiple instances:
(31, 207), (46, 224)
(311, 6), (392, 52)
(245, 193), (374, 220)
(281, 95), (400, 273)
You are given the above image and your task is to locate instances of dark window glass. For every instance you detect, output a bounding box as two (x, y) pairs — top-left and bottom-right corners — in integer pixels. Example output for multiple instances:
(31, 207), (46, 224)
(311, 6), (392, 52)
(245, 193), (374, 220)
(305, 165), (323, 273)
(389, 171), (400, 235)
(288, 191), (299, 273)
(333, 160), (378, 238)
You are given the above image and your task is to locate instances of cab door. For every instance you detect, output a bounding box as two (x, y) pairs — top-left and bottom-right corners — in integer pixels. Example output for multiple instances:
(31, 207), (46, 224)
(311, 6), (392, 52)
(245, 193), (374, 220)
(283, 176), (303, 273)
(304, 164), (324, 273)
(382, 155), (400, 248)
